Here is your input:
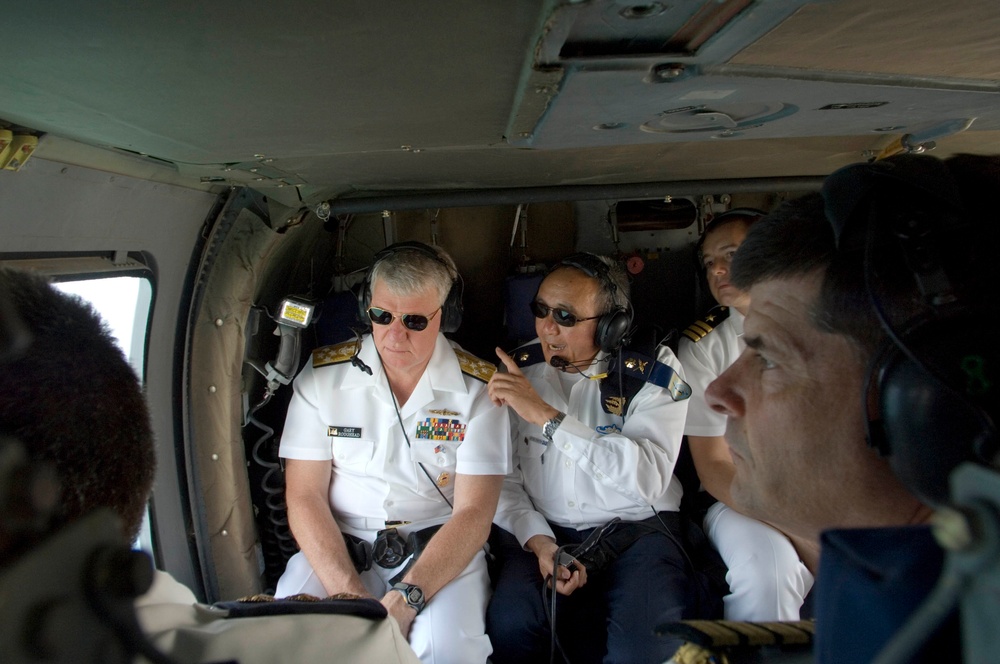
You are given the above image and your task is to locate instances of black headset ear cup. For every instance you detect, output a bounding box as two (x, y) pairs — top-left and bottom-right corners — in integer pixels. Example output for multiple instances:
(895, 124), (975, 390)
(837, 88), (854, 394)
(439, 278), (463, 334)
(595, 307), (633, 353)
(875, 321), (997, 505)
(548, 253), (633, 353)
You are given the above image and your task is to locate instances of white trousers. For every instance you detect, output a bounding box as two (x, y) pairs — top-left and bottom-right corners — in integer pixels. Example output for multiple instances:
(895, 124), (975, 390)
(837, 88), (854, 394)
(276, 526), (493, 664)
(704, 501), (814, 620)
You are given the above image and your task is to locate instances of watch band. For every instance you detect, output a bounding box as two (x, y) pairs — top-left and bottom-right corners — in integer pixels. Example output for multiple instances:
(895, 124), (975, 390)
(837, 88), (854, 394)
(543, 411), (566, 441)
(390, 582), (426, 614)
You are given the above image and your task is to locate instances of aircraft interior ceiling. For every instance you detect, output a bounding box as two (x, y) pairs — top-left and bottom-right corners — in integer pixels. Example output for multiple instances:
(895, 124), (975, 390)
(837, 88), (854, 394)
(0, 0), (998, 207)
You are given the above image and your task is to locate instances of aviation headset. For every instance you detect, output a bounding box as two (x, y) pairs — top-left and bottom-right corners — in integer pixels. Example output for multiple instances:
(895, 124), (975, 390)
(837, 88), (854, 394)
(542, 253), (634, 354)
(822, 154), (998, 506)
(357, 241), (464, 334)
(696, 207), (767, 258)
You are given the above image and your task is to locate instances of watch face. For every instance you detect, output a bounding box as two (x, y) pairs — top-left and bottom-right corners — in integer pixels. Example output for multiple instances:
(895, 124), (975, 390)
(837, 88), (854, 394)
(407, 587), (423, 603)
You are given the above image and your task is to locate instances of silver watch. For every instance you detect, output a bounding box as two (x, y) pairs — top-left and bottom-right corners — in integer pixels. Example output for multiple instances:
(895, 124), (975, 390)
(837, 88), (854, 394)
(543, 412), (566, 441)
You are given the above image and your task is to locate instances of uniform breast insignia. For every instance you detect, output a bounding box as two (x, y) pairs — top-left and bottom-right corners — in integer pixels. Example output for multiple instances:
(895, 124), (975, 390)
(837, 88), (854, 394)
(429, 408), (460, 416)
(681, 306), (730, 343)
(415, 417), (467, 442)
(313, 339), (361, 367)
(453, 348), (497, 383)
(604, 395), (626, 416)
(436, 472), (450, 487)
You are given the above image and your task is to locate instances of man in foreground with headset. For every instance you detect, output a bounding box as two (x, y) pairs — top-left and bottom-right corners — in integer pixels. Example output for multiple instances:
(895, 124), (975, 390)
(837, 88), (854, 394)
(486, 253), (716, 664)
(701, 154), (998, 662)
(275, 242), (511, 664)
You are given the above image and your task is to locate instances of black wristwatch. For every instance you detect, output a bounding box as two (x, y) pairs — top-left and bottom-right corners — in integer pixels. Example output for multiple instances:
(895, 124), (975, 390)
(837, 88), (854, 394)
(390, 582), (426, 614)
(543, 411), (566, 442)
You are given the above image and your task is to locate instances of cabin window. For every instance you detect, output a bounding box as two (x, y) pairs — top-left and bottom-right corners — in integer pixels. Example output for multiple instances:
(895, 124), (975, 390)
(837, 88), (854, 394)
(55, 274), (155, 553)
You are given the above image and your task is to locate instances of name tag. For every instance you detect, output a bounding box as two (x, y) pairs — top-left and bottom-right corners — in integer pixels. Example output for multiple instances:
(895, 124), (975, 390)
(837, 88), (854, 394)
(328, 426), (362, 438)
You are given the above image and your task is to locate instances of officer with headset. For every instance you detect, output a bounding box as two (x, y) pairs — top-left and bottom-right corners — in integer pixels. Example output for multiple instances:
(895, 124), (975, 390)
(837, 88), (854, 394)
(486, 253), (714, 664)
(700, 154), (998, 663)
(274, 242), (511, 664)
(678, 208), (814, 622)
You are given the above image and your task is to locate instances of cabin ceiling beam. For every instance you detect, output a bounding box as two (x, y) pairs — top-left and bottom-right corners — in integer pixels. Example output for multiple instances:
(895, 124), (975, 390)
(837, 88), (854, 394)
(324, 176), (823, 215)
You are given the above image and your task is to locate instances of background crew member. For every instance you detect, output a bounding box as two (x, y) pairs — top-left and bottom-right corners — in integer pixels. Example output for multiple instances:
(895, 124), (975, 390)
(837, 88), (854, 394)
(275, 242), (510, 664)
(487, 253), (712, 664)
(679, 209), (813, 620)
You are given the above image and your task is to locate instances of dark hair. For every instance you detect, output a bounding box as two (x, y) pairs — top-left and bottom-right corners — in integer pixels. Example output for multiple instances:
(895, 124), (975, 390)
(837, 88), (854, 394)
(695, 208), (766, 265)
(551, 253), (631, 314)
(0, 268), (155, 541)
(731, 155), (1000, 359)
(730, 193), (834, 291)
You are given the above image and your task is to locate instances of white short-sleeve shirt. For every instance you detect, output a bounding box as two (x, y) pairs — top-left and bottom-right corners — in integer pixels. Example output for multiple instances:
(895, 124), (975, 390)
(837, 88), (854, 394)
(679, 308), (745, 438)
(279, 333), (511, 526)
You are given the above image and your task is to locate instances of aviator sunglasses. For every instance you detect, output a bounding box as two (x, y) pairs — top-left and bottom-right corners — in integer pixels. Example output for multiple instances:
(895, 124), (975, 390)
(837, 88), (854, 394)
(529, 300), (602, 327)
(366, 306), (441, 331)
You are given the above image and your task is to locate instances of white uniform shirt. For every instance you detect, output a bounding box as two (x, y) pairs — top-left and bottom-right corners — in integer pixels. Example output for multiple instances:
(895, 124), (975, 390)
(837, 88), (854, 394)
(679, 309), (744, 437)
(496, 341), (689, 546)
(279, 333), (511, 527)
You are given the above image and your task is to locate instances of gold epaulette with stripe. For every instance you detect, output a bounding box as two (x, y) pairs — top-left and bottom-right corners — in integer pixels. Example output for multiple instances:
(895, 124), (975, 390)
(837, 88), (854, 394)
(659, 619), (814, 662)
(312, 340), (361, 368)
(681, 306), (731, 343)
(454, 348), (496, 383)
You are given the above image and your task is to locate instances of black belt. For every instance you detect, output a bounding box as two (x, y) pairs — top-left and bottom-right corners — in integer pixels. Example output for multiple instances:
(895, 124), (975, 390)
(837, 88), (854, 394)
(342, 524), (443, 580)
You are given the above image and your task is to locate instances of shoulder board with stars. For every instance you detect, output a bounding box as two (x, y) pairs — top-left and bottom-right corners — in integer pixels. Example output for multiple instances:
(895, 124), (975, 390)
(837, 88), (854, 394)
(510, 343), (545, 369)
(312, 340), (361, 368)
(608, 350), (691, 402)
(454, 348), (497, 383)
(681, 305), (731, 343)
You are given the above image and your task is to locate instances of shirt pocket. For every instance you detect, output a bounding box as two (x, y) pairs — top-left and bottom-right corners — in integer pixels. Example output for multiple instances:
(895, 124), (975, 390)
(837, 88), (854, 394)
(331, 437), (375, 472)
(515, 433), (549, 481)
(409, 439), (458, 470)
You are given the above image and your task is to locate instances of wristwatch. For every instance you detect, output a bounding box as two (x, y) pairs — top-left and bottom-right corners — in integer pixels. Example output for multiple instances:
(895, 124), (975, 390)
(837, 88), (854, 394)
(390, 582), (426, 614)
(542, 411), (566, 442)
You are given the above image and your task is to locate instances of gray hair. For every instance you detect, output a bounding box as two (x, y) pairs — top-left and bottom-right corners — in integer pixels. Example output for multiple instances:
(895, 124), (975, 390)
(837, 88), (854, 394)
(553, 253), (631, 314)
(369, 244), (457, 305)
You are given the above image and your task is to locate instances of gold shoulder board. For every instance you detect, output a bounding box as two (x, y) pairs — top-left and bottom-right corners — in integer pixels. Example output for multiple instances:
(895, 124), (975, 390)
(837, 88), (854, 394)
(681, 306), (730, 343)
(312, 340), (360, 368)
(454, 348), (497, 383)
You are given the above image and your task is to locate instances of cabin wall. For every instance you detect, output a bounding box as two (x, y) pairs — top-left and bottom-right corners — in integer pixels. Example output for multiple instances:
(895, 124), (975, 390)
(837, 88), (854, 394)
(0, 156), (220, 594)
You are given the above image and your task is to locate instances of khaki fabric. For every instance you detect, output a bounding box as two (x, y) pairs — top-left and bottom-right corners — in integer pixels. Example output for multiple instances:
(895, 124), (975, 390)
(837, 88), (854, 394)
(136, 572), (420, 664)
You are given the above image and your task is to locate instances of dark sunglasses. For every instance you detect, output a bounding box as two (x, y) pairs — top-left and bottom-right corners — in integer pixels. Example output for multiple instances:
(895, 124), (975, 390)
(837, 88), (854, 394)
(367, 306), (440, 331)
(529, 300), (601, 327)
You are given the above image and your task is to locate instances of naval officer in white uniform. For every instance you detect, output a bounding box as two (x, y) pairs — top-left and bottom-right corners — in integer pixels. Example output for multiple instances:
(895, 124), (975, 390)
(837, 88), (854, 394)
(679, 209), (813, 620)
(486, 253), (713, 664)
(275, 242), (511, 664)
